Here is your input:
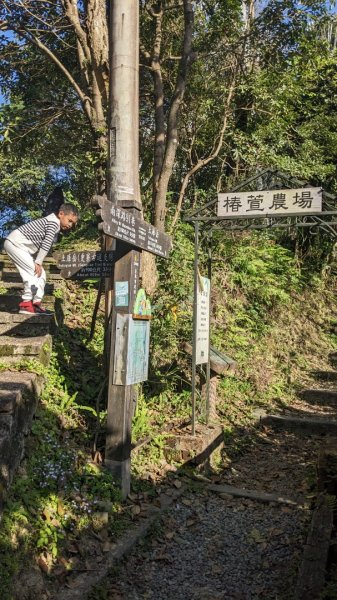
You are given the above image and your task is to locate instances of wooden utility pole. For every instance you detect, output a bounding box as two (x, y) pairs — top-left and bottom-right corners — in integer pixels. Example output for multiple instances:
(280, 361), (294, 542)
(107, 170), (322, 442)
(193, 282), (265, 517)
(100, 0), (171, 498)
(105, 0), (141, 498)
(106, 0), (140, 205)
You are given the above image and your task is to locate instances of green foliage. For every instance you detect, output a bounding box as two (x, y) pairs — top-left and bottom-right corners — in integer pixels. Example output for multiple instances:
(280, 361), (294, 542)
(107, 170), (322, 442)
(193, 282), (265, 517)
(0, 283), (122, 597)
(209, 232), (305, 352)
(150, 222), (194, 370)
(132, 395), (153, 442)
(229, 34), (337, 191)
(226, 234), (302, 308)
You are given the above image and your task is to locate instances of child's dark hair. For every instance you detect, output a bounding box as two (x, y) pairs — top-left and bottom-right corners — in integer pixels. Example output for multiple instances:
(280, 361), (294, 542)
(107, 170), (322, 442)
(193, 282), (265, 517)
(58, 203), (79, 218)
(43, 186), (64, 217)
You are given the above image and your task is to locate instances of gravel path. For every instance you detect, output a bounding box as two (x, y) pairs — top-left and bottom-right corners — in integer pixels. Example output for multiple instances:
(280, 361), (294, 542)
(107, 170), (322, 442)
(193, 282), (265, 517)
(99, 423), (328, 600)
(80, 370), (337, 599)
(104, 491), (307, 600)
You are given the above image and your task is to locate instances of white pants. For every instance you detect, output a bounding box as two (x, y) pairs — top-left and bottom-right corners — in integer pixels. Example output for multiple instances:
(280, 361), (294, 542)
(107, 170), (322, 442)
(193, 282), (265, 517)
(3, 238), (46, 302)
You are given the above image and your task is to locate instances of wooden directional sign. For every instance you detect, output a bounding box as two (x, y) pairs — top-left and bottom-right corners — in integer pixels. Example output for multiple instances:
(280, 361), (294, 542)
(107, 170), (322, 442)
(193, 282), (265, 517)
(56, 251), (115, 280)
(100, 201), (172, 258)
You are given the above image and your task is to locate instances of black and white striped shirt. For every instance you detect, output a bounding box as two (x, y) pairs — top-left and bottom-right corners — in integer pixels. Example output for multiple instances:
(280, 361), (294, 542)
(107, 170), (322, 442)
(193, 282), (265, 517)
(14, 213), (60, 264)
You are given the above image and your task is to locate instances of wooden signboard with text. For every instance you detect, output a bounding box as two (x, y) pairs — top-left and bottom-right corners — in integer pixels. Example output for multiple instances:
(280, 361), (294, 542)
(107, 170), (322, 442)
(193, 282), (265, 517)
(56, 251), (115, 280)
(100, 200), (172, 258)
(217, 187), (322, 218)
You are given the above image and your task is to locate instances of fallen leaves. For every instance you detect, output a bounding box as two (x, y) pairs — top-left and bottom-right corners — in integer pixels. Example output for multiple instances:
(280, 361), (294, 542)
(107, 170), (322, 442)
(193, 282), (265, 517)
(57, 499), (65, 516)
(131, 504), (141, 517)
(92, 511), (109, 530)
(248, 527), (266, 544)
(37, 555), (50, 574)
(181, 498), (192, 507)
(102, 541), (113, 553)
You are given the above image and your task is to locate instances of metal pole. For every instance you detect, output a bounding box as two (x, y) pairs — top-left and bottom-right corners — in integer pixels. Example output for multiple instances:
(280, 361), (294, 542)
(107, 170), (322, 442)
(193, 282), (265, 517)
(205, 232), (212, 423)
(191, 221), (199, 436)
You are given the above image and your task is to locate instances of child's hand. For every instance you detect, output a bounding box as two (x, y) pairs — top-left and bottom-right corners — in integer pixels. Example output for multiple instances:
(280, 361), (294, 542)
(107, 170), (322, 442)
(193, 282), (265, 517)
(34, 263), (42, 277)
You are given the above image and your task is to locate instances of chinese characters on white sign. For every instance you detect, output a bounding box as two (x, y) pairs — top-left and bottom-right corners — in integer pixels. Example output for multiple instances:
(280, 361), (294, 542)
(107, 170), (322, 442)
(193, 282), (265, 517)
(217, 188), (322, 218)
(196, 276), (210, 365)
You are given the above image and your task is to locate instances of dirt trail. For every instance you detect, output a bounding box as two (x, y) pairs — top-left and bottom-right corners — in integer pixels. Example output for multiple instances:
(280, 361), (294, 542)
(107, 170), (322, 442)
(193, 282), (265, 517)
(89, 370), (337, 600)
(96, 429), (322, 600)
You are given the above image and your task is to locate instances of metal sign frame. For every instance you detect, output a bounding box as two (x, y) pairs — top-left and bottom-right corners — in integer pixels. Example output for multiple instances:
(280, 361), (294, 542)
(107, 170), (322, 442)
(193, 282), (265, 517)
(184, 168), (337, 434)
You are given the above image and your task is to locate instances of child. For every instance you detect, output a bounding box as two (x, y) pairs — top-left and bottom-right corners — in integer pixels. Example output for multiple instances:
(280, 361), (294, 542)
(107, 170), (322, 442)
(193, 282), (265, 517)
(3, 203), (79, 315)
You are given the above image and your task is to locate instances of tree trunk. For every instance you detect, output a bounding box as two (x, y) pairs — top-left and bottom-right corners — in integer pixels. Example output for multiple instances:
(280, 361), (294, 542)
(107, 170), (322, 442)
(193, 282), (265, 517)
(153, 0), (195, 231)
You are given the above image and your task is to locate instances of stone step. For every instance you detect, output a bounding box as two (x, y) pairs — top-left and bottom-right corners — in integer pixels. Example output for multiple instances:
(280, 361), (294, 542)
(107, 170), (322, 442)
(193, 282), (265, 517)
(299, 389), (337, 404)
(310, 371), (337, 382)
(0, 281), (57, 293)
(0, 334), (52, 366)
(0, 254), (61, 275)
(0, 253), (57, 264)
(0, 294), (55, 312)
(0, 370), (43, 504)
(0, 334), (52, 356)
(260, 412), (337, 435)
(1, 270), (63, 282)
(0, 264), (61, 276)
(0, 311), (54, 336)
(0, 354), (51, 367)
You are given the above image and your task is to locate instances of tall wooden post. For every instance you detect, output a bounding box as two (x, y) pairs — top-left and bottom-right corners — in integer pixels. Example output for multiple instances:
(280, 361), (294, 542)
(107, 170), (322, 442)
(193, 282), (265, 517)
(107, 0), (140, 204)
(105, 0), (141, 497)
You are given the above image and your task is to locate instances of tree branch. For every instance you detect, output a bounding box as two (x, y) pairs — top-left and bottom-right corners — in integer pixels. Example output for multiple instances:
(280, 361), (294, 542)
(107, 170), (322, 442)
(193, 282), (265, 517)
(170, 75), (237, 231)
(15, 25), (92, 121)
(60, 0), (91, 63)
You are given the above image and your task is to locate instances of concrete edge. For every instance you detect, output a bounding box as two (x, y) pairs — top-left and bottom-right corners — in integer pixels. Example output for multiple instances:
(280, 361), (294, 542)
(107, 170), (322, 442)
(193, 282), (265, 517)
(294, 493), (334, 600)
(54, 486), (187, 600)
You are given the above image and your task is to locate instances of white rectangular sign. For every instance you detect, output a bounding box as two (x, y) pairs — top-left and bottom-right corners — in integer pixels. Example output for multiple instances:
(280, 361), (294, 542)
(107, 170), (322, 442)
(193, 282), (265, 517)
(196, 276), (210, 365)
(217, 187), (322, 218)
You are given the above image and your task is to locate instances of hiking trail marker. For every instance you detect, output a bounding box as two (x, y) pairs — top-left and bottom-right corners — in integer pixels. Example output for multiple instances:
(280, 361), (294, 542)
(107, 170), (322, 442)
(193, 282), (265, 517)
(196, 275), (210, 365)
(100, 200), (172, 258)
(57, 250), (115, 280)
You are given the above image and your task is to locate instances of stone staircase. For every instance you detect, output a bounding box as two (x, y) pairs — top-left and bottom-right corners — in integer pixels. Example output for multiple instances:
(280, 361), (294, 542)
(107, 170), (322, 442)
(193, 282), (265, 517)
(0, 252), (64, 510)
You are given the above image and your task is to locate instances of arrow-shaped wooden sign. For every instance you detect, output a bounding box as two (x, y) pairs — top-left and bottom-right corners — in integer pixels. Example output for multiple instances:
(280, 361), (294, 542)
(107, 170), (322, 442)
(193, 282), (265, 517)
(100, 200), (172, 259)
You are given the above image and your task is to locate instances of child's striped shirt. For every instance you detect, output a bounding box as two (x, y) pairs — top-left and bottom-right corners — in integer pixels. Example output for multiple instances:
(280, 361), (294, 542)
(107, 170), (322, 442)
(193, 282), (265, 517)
(8, 213), (60, 265)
